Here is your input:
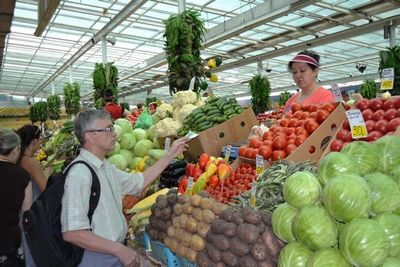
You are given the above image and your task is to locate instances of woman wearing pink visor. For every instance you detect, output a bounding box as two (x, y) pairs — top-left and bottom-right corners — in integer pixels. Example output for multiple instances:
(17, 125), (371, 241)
(284, 50), (334, 113)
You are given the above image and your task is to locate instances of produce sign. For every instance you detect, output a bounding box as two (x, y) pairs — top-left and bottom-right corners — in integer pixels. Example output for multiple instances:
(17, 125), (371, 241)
(239, 102), (337, 161)
(330, 96), (400, 152)
(272, 136), (400, 266)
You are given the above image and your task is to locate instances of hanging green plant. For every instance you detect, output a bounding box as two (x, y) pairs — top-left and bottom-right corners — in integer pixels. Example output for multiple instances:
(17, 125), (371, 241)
(164, 9), (206, 95)
(92, 62), (119, 108)
(249, 74), (271, 115)
(279, 91), (292, 106)
(63, 82), (81, 116)
(379, 45), (400, 96)
(47, 95), (61, 120)
(30, 101), (48, 122)
(29, 105), (38, 123)
(360, 79), (379, 99)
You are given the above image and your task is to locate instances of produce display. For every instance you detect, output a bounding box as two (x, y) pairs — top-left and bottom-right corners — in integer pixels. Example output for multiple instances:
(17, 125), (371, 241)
(256, 106), (284, 124)
(272, 135), (400, 266)
(177, 96), (244, 136)
(239, 102), (337, 161)
(197, 206), (283, 266)
(330, 96), (400, 151)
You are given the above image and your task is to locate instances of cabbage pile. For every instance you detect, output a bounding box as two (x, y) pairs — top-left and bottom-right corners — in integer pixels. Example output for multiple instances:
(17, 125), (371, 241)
(273, 136), (400, 267)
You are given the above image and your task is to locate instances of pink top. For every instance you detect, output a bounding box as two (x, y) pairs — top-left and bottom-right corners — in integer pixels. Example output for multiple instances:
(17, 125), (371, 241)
(284, 86), (335, 113)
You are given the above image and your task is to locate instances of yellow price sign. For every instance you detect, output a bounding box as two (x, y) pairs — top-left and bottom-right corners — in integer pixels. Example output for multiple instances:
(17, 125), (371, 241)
(381, 79), (394, 90)
(255, 155), (264, 176)
(250, 182), (257, 207)
(351, 125), (368, 139)
(256, 166), (264, 175)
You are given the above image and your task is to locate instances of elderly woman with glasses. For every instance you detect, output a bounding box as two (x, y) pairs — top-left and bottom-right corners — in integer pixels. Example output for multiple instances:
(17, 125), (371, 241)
(0, 128), (33, 267)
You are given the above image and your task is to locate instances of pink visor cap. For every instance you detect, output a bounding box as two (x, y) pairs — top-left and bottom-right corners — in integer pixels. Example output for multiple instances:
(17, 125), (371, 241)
(290, 54), (319, 67)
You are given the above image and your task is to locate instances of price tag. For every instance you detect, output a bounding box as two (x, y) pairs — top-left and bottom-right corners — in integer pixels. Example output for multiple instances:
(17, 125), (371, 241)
(256, 154), (264, 176)
(331, 84), (343, 102)
(250, 182), (257, 207)
(187, 176), (194, 190)
(380, 68), (394, 90)
(346, 109), (368, 139)
(224, 145), (232, 162)
(164, 137), (171, 150)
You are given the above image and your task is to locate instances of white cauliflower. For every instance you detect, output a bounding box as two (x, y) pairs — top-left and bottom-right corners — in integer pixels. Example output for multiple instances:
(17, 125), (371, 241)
(153, 118), (182, 138)
(152, 103), (173, 121)
(176, 104), (198, 123)
(194, 96), (205, 106)
(172, 90), (198, 109)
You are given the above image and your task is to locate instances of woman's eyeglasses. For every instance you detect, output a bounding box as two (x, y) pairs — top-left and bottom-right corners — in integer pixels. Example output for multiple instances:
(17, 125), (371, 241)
(86, 125), (114, 133)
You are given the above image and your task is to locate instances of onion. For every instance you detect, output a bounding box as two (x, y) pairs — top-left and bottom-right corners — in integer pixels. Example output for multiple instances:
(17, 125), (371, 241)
(382, 91), (391, 100)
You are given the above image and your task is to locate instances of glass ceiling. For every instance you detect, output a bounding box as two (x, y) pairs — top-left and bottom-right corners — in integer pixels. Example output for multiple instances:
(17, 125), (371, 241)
(0, 0), (399, 105)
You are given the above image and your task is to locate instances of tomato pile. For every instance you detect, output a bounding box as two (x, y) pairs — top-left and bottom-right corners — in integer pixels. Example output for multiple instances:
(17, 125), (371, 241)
(207, 163), (256, 203)
(257, 106), (284, 122)
(239, 102), (337, 161)
(330, 97), (400, 151)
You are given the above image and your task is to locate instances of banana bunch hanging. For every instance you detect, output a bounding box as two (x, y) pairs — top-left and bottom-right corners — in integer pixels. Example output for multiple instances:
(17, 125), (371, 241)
(205, 56), (222, 83)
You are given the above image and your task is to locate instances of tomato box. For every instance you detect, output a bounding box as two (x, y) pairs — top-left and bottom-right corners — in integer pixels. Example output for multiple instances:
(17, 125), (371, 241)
(184, 108), (258, 162)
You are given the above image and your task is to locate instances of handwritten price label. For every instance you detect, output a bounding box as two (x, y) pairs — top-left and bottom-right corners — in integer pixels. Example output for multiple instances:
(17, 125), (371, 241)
(380, 68), (394, 91)
(346, 109), (368, 139)
(381, 80), (394, 90)
(224, 145), (232, 162)
(256, 155), (264, 176)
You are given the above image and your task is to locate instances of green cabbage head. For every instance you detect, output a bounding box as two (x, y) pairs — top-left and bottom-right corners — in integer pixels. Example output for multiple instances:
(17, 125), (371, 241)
(292, 206), (337, 251)
(339, 218), (390, 267)
(375, 213), (400, 257)
(375, 135), (400, 174)
(307, 248), (351, 267)
(382, 257), (400, 267)
(278, 242), (312, 267)
(283, 171), (321, 209)
(272, 203), (297, 243)
(317, 152), (358, 186)
(340, 141), (379, 175)
(322, 174), (371, 223)
(363, 172), (400, 214)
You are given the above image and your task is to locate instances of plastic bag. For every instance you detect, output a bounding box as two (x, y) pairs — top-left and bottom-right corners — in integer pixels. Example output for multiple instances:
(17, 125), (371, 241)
(248, 124), (269, 141)
(134, 107), (153, 129)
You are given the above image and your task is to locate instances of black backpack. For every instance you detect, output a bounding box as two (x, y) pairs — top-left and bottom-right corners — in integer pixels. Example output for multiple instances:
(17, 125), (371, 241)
(23, 160), (101, 267)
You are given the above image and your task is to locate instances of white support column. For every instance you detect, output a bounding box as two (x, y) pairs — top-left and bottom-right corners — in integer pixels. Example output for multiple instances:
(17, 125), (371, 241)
(102, 37), (108, 63)
(51, 81), (55, 95)
(389, 24), (396, 47)
(257, 60), (263, 75)
(178, 0), (185, 12)
(69, 65), (73, 83)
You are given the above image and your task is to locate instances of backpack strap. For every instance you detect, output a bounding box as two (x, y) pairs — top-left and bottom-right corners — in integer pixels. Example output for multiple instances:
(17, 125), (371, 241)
(64, 160), (101, 224)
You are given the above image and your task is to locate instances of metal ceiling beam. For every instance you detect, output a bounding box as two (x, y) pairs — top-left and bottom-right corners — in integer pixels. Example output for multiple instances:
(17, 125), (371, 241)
(27, 0), (148, 100)
(119, 0), (319, 82)
(34, 0), (61, 37)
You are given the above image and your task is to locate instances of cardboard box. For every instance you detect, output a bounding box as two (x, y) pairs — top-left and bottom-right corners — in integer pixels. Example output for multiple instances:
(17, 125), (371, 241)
(184, 108), (258, 161)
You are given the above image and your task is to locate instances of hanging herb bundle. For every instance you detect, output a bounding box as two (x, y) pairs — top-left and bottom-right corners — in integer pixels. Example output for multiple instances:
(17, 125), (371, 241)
(47, 95), (61, 120)
(63, 82), (81, 116)
(164, 9), (206, 95)
(249, 74), (271, 115)
(29, 105), (38, 123)
(360, 79), (379, 99)
(279, 91), (292, 106)
(30, 101), (48, 122)
(379, 45), (400, 96)
(92, 62), (119, 108)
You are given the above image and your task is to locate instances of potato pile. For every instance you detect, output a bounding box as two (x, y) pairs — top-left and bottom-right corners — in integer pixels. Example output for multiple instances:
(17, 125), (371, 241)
(145, 189), (178, 242)
(164, 191), (227, 263)
(196, 206), (284, 267)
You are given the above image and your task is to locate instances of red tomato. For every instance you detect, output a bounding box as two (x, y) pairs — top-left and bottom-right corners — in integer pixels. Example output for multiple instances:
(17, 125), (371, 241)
(366, 131), (383, 142)
(305, 119), (319, 135)
(258, 145), (272, 160)
(397, 109), (400, 118)
(295, 127), (308, 136)
(361, 109), (374, 121)
(372, 110), (385, 122)
(293, 110), (304, 119)
(316, 110), (330, 124)
(285, 127), (295, 135)
(262, 131), (273, 141)
(342, 119), (350, 130)
(285, 144), (298, 155)
(383, 99), (396, 110)
(374, 120), (388, 134)
(263, 140), (273, 147)
(295, 135), (307, 146)
(249, 137), (263, 148)
(394, 97), (400, 109)
(249, 149), (258, 159)
(280, 118), (290, 127)
(272, 136), (288, 150)
(273, 131), (287, 140)
(287, 139), (295, 145)
(186, 163), (195, 177)
(322, 103), (336, 113)
(271, 150), (287, 161)
(369, 99), (383, 112)
(336, 129), (352, 142)
(309, 112), (318, 120)
(238, 146), (247, 157)
(296, 120), (305, 127)
(291, 103), (302, 113)
(356, 99), (370, 111)
(330, 139), (344, 152)
(384, 108), (397, 121)
(288, 118), (298, 128)
(308, 104), (319, 112)
(365, 120), (376, 133)
(387, 118), (400, 132)
(301, 103), (311, 112)
(285, 113), (293, 119)
(299, 112), (310, 120)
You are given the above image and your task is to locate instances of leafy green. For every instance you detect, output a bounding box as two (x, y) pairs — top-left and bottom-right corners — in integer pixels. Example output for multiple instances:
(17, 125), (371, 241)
(340, 141), (379, 175)
(249, 74), (271, 114)
(375, 136), (400, 174)
(379, 45), (400, 96)
(360, 79), (379, 99)
(46, 95), (61, 120)
(339, 218), (390, 267)
(291, 206), (338, 250)
(317, 152), (358, 186)
(382, 257), (400, 267)
(272, 203), (297, 243)
(63, 82), (81, 115)
(307, 248), (351, 267)
(375, 213), (400, 257)
(278, 242), (312, 267)
(322, 174), (371, 222)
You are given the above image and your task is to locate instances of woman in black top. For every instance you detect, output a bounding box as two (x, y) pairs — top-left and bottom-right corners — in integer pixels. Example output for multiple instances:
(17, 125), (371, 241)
(0, 129), (32, 267)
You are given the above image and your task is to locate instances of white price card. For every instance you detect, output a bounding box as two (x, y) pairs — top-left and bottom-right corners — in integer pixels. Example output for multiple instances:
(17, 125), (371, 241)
(346, 109), (368, 139)
(224, 145), (232, 162)
(164, 137), (171, 150)
(332, 84), (342, 102)
(187, 176), (194, 190)
(256, 154), (264, 176)
(380, 68), (394, 91)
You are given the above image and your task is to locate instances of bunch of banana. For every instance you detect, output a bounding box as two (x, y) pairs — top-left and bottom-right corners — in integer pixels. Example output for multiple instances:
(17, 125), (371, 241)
(35, 149), (47, 161)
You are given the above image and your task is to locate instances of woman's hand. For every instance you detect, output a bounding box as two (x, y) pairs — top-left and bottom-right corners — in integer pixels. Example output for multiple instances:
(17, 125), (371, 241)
(166, 136), (190, 159)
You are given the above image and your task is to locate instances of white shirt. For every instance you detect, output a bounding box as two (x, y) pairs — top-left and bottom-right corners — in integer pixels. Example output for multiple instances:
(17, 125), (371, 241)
(61, 149), (144, 243)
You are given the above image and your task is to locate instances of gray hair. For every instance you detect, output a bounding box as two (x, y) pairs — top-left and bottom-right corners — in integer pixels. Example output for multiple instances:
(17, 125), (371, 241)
(74, 109), (111, 145)
(0, 128), (21, 155)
